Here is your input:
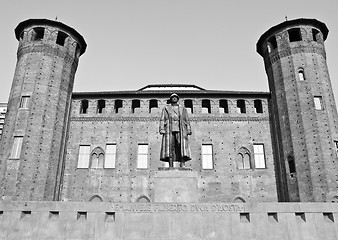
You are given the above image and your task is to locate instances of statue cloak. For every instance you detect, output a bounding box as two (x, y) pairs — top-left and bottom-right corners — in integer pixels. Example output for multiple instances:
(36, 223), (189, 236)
(159, 105), (192, 162)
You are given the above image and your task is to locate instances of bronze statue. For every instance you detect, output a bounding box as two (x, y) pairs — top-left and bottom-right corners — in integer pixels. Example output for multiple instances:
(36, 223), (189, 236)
(159, 93), (192, 167)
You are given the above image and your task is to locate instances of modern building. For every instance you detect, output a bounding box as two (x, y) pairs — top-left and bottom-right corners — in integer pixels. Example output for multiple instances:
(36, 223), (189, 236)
(1, 18), (338, 239)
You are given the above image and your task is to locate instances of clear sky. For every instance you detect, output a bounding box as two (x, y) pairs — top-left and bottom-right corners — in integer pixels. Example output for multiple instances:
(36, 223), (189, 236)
(1, 0), (338, 103)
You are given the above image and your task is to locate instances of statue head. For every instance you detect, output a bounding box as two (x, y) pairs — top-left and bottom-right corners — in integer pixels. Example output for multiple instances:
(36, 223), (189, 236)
(169, 93), (179, 104)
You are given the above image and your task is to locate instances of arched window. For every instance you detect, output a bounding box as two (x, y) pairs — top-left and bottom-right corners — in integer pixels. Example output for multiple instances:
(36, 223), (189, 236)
(237, 147), (251, 169)
(132, 99), (140, 113)
(288, 28), (302, 42)
(90, 147), (104, 169)
(56, 31), (68, 46)
(136, 195), (151, 203)
(298, 68), (305, 81)
(80, 100), (88, 114)
(234, 196), (246, 203)
(32, 27), (44, 41)
(312, 29), (320, 42)
(219, 99), (228, 113)
(202, 99), (211, 114)
(237, 100), (246, 113)
(254, 100), (263, 113)
(97, 99), (106, 113)
(149, 99), (158, 113)
(184, 99), (193, 114)
(89, 195), (103, 202)
(267, 36), (277, 53)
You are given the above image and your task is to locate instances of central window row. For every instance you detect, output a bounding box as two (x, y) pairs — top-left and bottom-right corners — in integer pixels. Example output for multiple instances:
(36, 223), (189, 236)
(76, 143), (266, 170)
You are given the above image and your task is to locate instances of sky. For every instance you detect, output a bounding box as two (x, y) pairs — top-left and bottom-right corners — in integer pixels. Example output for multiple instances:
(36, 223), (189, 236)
(1, 0), (338, 103)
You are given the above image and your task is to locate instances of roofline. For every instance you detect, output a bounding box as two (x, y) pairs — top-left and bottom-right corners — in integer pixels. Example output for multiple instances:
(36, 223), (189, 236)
(138, 84), (206, 91)
(256, 18), (328, 56)
(15, 19), (87, 55)
(72, 90), (270, 99)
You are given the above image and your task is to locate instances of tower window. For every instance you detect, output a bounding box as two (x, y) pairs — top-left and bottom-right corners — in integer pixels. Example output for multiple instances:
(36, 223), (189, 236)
(77, 145), (90, 168)
(267, 36), (277, 53)
(219, 99), (229, 113)
(80, 100), (88, 114)
(105, 144), (116, 168)
(312, 29), (320, 42)
(32, 27), (44, 41)
(97, 100), (105, 114)
(237, 147), (251, 170)
(298, 69), (305, 81)
(184, 100), (193, 114)
(202, 144), (213, 169)
(314, 96), (323, 110)
(288, 28), (302, 42)
(10, 136), (23, 159)
(115, 100), (123, 113)
(132, 99), (140, 113)
(56, 31), (68, 46)
(202, 99), (211, 114)
(137, 144), (148, 169)
(254, 100), (263, 113)
(149, 99), (158, 113)
(288, 156), (296, 175)
(90, 147), (104, 169)
(19, 96), (30, 109)
(237, 99), (246, 113)
(254, 144), (266, 169)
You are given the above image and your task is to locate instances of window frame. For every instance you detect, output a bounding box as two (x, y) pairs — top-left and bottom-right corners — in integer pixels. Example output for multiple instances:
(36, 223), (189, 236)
(253, 144), (266, 169)
(137, 143), (149, 169)
(202, 144), (214, 170)
(314, 96), (323, 110)
(77, 145), (91, 169)
(9, 136), (23, 159)
(19, 96), (30, 109)
(105, 143), (117, 168)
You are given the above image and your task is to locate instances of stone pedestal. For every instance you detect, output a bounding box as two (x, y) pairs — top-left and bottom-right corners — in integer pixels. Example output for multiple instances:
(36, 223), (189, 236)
(154, 169), (198, 202)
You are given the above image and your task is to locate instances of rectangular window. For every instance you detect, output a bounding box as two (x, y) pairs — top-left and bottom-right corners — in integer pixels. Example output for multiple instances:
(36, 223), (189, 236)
(77, 145), (90, 168)
(137, 144), (148, 169)
(10, 136), (23, 159)
(314, 96), (323, 110)
(19, 96), (30, 108)
(202, 144), (213, 169)
(254, 144), (266, 168)
(105, 144), (116, 168)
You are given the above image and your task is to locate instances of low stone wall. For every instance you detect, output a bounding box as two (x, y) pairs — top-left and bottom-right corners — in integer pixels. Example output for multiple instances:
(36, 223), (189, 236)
(1, 201), (338, 239)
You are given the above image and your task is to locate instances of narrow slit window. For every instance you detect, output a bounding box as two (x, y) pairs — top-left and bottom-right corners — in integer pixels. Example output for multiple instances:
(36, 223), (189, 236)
(237, 100), (246, 113)
(97, 100), (106, 114)
(137, 144), (148, 169)
(77, 145), (90, 168)
(184, 100), (193, 114)
(298, 69), (305, 81)
(149, 99), (158, 113)
(10, 136), (23, 159)
(254, 144), (266, 169)
(314, 96), (323, 110)
(219, 99), (228, 113)
(19, 96), (30, 109)
(132, 99), (140, 113)
(334, 141), (338, 158)
(202, 144), (213, 169)
(288, 156), (296, 175)
(267, 36), (277, 53)
(80, 100), (88, 114)
(105, 144), (116, 168)
(56, 31), (68, 46)
(202, 99), (211, 114)
(75, 43), (81, 58)
(32, 27), (44, 41)
(115, 100), (123, 113)
(288, 28), (302, 42)
(254, 100), (263, 113)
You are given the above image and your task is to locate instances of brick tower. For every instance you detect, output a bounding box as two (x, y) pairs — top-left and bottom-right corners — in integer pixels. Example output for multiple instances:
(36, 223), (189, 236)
(0, 19), (86, 201)
(257, 19), (338, 202)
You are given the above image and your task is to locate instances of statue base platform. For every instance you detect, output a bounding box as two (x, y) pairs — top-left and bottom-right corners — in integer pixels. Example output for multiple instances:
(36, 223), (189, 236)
(158, 166), (192, 171)
(154, 169), (198, 202)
